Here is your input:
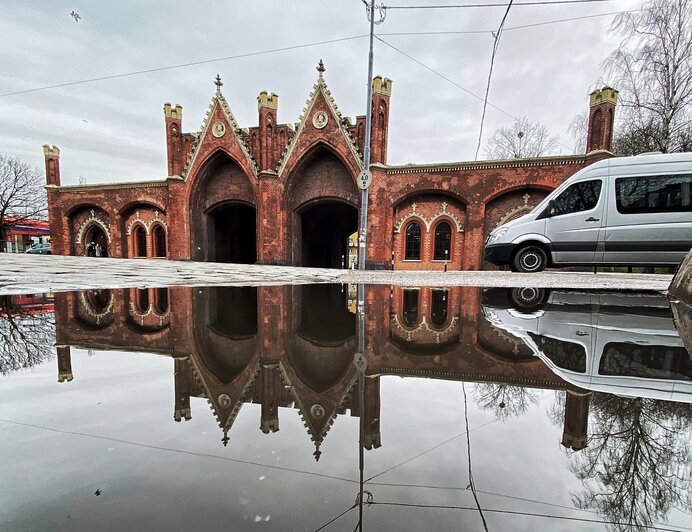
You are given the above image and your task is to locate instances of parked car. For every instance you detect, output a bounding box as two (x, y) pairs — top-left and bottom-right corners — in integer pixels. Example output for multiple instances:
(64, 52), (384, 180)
(25, 243), (51, 255)
(484, 152), (692, 272)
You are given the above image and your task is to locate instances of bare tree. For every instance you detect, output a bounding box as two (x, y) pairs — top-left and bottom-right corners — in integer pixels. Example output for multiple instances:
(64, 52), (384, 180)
(570, 394), (692, 531)
(484, 116), (559, 159)
(568, 112), (588, 154)
(0, 154), (47, 251)
(607, 0), (692, 154)
(0, 295), (56, 374)
(473, 383), (540, 421)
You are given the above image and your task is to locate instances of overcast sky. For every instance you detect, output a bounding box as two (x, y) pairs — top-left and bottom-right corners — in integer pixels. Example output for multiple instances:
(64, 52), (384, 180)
(0, 0), (639, 185)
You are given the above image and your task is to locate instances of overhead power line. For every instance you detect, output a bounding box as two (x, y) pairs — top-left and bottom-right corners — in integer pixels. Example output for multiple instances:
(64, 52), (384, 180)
(375, 36), (517, 120)
(385, 0), (616, 8)
(475, 0), (515, 159)
(378, 9), (638, 35)
(0, 35), (368, 98)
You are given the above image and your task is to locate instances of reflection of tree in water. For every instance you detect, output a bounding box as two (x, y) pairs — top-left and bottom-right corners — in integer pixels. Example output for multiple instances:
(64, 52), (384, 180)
(473, 383), (540, 421)
(0, 295), (56, 374)
(570, 393), (692, 531)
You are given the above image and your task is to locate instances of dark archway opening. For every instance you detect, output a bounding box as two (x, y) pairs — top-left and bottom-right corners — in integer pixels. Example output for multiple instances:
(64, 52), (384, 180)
(300, 202), (357, 268)
(298, 284), (355, 343)
(84, 225), (108, 257)
(209, 204), (256, 264)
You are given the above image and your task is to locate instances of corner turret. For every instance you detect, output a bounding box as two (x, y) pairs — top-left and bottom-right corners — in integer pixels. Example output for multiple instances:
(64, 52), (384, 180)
(370, 76), (393, 164)
(257, 91), (279, 172)
(586, 86), (618, 153)
(43, 145), (61, 186)
(164, 102), (183, 176)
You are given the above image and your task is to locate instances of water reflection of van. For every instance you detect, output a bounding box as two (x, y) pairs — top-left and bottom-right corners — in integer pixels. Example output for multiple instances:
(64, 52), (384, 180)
(484, 152), (692, 272)
(481, 288), (692, 403)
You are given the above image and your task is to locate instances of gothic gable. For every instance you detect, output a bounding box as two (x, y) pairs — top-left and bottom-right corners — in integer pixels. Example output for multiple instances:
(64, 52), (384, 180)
(277, 63), (363, 180)
(182, 79), (258, 183)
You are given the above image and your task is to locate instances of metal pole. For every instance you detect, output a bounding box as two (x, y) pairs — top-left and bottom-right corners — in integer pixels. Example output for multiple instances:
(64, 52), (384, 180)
(358, 1), (376, 271)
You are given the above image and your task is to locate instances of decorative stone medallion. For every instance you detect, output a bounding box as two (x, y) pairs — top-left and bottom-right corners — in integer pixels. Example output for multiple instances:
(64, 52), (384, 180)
(312, 111), (328, 129)
(310, 404), (325, 418)
(212, 121), (226, 138)
(218, 394), (231, 407)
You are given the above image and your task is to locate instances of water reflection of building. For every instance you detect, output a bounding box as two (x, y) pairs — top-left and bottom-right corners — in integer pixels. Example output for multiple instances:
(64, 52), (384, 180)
(53, 284), (594, 456)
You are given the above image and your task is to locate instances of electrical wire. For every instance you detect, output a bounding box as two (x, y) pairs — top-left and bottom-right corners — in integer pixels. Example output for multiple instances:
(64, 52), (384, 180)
(367, 501), (688, 531)
(378, 9), (637, 35)
(385, 0), (616, 8)
(462, 381), (489, 531)
(0, 35), (368, 98)
(475, 0), (515, 159)
(375, 36), (516, 120)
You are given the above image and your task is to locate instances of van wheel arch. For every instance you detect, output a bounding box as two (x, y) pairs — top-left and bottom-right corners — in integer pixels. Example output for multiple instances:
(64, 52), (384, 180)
(510, 242), (551, 273)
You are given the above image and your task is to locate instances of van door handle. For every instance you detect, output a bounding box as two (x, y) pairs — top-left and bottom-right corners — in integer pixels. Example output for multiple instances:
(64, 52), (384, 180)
(585, 217), (600, 222)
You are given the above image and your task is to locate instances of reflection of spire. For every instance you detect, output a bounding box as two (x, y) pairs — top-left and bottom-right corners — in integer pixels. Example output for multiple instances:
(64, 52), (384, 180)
(222, 429), (229, 447)
(57, 346), (73, 383)
(313, 444), (321, 462)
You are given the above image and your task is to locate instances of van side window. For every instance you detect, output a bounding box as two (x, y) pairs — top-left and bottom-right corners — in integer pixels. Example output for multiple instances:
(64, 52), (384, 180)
(615, 174), (692, 214)
(552, 179), (602, 216)
(527, 332), (586, 372)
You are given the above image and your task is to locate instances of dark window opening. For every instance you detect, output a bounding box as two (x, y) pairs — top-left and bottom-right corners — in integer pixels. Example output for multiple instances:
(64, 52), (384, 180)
(552, 179), (602, 216)
(528, 332), (586, 373)
(153, 225), (166, 258)
(431, 289), (448, 328)
(405, 222), (421, 260)
(599, 342), (692, 380)
(136, 288), (150, 313)
(134, 226), (147, 257)
(403, 289), (419, 326)
(434, 222), (452, 260)
(616, 174), (692, 214)
(154, 287), (169, 314)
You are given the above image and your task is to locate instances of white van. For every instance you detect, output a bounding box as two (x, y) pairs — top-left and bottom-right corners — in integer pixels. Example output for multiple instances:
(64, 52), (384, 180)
(484, 152), (692, 272)
(481, 288), (692, 402)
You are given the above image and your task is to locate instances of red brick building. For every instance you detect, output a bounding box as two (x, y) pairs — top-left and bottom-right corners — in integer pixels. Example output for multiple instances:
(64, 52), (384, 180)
(53, 284), (590, 454)
(44, 64), (617, 269)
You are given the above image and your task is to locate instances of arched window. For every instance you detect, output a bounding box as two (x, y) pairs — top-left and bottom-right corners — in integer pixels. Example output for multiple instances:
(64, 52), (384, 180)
(134, 225), (147, 257)
(136, 288), (150, 312)
(405, 222), (421, 260)
(434, 222), (452, 260)
(153, 225), (166, 258)
(431, 289), (448, 328)
(154, 287), (169, 314)
(403, 289), (419, 326)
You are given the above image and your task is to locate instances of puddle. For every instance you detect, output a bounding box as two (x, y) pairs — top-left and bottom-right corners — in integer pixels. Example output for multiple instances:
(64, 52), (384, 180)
(1, 285), (690, 531)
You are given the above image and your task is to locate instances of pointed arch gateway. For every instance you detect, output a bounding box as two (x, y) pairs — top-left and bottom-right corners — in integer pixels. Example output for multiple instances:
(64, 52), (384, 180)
(189, 150), (257, 263)
(285, 144), (359, 268)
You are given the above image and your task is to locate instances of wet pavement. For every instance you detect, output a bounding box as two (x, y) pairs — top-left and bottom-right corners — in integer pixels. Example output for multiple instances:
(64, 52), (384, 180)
(1, 284), (690, 531)
(0, 254), (674, 294)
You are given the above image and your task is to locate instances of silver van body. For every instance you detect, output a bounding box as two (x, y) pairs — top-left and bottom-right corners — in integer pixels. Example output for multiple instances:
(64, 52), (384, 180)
(484, 152), (692, 271)
(481, 288), (692, 403)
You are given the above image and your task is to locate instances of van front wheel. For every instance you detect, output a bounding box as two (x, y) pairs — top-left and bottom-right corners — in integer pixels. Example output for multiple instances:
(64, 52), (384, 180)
(511, 246), (547, 273)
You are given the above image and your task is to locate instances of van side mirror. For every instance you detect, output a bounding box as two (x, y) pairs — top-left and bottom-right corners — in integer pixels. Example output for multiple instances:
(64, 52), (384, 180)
(536, 199), (556, 220)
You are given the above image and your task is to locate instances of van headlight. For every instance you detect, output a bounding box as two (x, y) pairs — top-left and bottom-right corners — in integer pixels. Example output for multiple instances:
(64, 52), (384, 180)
(487, 227), (509, 244)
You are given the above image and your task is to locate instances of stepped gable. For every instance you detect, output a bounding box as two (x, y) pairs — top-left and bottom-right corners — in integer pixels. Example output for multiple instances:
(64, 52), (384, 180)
(181, 75), (258, 181)
(276, 60), (363, 179)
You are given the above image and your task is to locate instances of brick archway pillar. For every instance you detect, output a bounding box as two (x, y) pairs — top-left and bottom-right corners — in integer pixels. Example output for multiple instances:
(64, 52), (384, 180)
(463, 202), (486, 271)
